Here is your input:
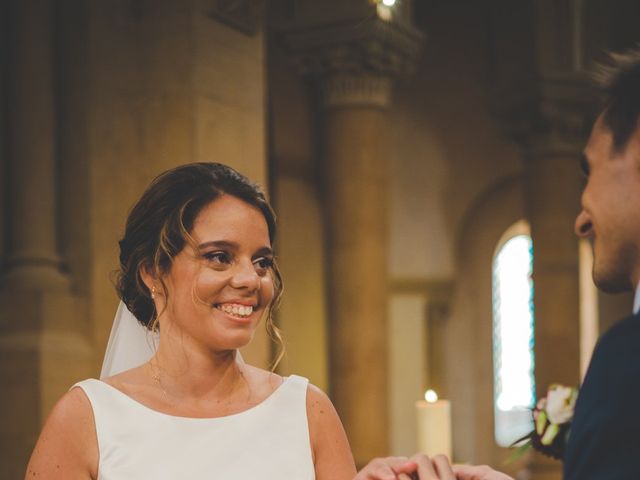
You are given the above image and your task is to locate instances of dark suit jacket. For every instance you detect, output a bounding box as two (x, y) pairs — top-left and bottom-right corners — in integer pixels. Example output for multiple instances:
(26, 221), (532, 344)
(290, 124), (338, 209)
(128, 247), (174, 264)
(564, 312), (640, 479)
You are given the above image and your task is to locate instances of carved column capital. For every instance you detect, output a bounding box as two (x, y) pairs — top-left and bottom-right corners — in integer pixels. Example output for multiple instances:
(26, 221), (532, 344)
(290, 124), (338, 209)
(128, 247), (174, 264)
(274, 1), (423, 80)
(531, 74), (599, 153)
(497, 73), (599, 154)
(322, 74), (391, 109)
(208, 0), (266, 36)
(277, 3), (422, 111)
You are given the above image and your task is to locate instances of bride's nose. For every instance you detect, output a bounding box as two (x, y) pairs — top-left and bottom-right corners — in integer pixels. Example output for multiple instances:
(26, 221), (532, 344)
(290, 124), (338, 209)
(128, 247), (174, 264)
(229, 260), (261, 290)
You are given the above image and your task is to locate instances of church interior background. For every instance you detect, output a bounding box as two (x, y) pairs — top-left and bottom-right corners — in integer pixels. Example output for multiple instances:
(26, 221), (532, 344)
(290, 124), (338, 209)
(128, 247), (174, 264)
(1, 0), (639, 478)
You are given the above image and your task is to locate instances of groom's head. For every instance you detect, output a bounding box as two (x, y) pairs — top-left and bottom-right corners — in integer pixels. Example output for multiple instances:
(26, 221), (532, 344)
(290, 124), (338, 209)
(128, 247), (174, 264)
(575, 48), (640, 293)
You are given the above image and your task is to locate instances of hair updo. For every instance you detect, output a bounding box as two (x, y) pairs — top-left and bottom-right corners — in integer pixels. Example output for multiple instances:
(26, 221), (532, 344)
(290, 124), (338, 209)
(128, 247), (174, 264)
(115, 162), (283, 351)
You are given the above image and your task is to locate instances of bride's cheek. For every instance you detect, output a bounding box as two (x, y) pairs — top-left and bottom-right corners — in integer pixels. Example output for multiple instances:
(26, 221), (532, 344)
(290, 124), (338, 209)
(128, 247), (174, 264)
(192, 271), (228, 303)
(260, 277), (275, 304)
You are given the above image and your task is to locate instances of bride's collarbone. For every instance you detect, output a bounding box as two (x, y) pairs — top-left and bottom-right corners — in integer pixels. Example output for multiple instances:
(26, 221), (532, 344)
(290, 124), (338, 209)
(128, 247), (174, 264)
(105, 368), (283, 418)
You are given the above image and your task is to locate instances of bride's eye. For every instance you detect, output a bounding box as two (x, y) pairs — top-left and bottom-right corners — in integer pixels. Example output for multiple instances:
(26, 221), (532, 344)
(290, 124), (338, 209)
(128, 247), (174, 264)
(253, 256), (274, 276)
(203, 251), (232, 266)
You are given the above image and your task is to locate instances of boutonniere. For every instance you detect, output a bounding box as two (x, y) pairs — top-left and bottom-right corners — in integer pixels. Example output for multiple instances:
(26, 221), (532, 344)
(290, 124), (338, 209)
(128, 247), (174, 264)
(511, 384), (578, 461)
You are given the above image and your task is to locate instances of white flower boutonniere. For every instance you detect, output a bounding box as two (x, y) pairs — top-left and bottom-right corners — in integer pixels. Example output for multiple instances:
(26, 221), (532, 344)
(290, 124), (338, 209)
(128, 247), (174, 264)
(511, 384), (578, 461)
(545, 385), (576, 423)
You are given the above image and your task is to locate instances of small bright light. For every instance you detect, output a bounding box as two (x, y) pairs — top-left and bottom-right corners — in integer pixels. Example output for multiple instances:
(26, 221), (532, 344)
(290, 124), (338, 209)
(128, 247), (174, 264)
(425, 389), (438, 403)
(382, 0), (396, 6)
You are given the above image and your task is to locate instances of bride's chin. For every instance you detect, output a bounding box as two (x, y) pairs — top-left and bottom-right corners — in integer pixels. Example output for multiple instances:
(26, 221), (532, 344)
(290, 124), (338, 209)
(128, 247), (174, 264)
(209, 334), (254, 353)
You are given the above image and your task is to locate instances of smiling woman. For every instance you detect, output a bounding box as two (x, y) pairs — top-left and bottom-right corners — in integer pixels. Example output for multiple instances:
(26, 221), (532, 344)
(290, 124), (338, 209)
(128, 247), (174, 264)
(24, 162), (453, 480)
(23, 163), (363, 480)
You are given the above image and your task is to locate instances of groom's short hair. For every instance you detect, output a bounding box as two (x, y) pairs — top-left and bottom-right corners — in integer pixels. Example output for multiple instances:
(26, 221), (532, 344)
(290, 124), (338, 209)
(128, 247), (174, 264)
(596, 47), (640, 153)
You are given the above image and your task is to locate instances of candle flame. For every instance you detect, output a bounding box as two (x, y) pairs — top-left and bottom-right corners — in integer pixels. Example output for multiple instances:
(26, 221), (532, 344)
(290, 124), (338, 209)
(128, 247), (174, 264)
(425, 389), (438, 403)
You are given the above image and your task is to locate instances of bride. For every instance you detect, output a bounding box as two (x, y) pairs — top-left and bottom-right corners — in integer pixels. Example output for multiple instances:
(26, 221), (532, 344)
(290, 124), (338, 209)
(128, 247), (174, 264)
(24, 162), (504, 480)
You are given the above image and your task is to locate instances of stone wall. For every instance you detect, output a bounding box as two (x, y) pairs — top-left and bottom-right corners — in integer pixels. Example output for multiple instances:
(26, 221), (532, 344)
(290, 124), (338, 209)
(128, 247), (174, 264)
(0, 1), (268, 477)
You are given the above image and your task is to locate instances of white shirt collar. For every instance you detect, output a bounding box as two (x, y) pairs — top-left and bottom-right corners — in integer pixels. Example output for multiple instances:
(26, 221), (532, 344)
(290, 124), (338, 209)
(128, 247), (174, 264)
(634, 281), (640, 315)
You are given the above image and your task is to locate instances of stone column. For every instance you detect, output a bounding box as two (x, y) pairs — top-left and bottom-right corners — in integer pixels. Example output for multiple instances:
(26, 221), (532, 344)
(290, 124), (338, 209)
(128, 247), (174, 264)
(491, 0), (597, 474)
(1, 0), (68, 291)
(276, 1), (422, 464)
(0, 3), (93, 478)
(322, 73), (392, 463)
(526, 6), (596, 479)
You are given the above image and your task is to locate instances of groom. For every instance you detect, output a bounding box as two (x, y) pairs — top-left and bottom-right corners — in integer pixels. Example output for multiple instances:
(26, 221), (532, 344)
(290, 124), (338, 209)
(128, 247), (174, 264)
(563, 47), (640, 479)
(455, 48), (640, 480)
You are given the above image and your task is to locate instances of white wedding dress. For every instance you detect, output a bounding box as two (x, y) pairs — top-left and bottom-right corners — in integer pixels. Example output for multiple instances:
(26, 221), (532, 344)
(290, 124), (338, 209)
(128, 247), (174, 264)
(77, 303), (315, 479)
(73, 375), (315, 479)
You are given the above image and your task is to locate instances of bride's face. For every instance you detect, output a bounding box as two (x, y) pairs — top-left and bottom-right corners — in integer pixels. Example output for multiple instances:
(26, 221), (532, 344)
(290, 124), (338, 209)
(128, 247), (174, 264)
(158, 194), (275, 352)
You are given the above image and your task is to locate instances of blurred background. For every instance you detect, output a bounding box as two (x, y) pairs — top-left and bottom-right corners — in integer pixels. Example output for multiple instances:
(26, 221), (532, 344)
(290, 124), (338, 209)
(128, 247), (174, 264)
(1, 0), (639, 478)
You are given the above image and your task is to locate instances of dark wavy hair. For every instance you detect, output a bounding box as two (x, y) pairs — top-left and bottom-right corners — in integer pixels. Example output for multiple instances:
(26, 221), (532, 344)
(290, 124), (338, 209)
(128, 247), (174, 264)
(115, 162), (283, 365)
(595, 47), (640, 153)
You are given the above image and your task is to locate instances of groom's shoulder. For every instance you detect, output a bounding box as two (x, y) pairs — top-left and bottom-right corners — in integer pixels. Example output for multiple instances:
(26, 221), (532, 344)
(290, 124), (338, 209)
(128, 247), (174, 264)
(590, 312), (640, 370)
(600, 313), (640, 342)
(609, 310), (640, 332)
(565, 315), (640, 480)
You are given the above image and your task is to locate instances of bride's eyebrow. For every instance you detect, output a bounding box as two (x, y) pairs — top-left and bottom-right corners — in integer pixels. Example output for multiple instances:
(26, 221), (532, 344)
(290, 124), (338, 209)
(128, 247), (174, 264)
(254, 246), (274, 257)
(197, 241), (273, 256)
(197, 240), (238, 251)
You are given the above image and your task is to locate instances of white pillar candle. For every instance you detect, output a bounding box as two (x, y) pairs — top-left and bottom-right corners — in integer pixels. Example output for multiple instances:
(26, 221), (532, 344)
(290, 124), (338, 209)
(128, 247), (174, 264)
(416, 390), (452, 460)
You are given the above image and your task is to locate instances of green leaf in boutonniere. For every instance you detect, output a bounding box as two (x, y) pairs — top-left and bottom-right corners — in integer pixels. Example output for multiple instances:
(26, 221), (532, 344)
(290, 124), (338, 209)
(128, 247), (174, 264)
(541, 422), (559, 446)
(535, 410), (547, 435)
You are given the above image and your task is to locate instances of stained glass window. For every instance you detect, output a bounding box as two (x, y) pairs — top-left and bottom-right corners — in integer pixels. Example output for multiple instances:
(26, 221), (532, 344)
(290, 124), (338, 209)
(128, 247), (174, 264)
(492, 229), (535, 447)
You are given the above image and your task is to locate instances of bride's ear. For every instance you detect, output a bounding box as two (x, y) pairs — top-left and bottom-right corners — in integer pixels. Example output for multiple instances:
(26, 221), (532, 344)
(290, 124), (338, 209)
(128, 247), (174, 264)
(139, 264), (160, 296)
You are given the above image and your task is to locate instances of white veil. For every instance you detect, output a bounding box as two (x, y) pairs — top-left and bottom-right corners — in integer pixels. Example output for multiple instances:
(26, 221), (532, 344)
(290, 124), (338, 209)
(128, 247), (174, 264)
(100, 301), (159, 379)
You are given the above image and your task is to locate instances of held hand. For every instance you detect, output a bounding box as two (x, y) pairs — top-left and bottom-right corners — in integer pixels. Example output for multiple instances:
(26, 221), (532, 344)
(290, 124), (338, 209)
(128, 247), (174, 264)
(353, 457), (417, 480)
(408, 455), (513, 480)
(407, 454), (456, 480)
(354, 454), (459, 480)
(452, 464), (514, 480)
(353, 454), (513, 480)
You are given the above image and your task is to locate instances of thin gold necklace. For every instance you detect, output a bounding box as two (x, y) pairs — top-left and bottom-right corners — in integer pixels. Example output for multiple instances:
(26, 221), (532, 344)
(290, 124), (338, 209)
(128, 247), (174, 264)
(148, 359), (171, 403)
(148, 358), (246, 405)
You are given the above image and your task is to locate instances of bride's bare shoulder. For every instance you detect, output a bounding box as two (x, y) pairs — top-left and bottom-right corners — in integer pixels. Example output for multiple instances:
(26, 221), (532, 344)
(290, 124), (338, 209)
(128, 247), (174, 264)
(101, 364), (150, 390)
(25, 387), (98, 478)
(44, 386), (97, 441)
